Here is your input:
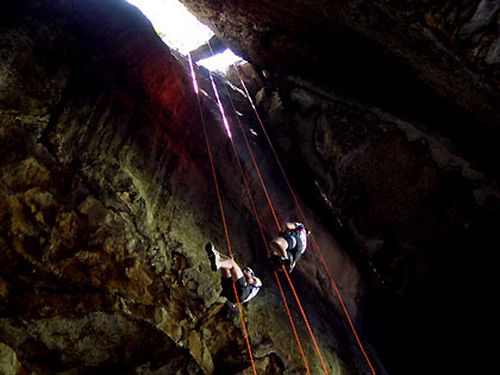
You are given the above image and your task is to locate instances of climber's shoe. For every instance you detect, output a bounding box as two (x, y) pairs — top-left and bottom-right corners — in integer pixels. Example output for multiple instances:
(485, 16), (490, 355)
(283, 257), (291, 272)
(205, 242), (218, 271)
(271, 255), (287, 272)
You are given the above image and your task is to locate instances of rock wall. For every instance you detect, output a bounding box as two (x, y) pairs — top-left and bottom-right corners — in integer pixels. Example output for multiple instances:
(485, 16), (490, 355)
(0, 0), (216, 372)
(2, 0), (498, 374)
(0, 1), (379, 374)
(181, 0), (500, 129)
(181, 0), (500, 374)
(253, 80), (499, 374)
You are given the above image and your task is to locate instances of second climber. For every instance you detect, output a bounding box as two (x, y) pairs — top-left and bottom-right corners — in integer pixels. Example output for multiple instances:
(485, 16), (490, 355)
(269, 221), (310, 273)
(205, 242), (262, 304)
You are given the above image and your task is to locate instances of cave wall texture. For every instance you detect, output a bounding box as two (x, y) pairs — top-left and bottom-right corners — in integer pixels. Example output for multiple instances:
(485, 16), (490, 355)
(180, 0), (500, 373)
(1, 0), (499, 374)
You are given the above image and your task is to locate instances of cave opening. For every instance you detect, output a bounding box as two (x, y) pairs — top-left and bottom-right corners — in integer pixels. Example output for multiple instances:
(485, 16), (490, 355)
(126, 0), (243, 72)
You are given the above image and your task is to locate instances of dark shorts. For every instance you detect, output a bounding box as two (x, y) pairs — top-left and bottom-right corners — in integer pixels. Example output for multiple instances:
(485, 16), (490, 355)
(221, 276), (252, 303)
(287, 247), (303, 264)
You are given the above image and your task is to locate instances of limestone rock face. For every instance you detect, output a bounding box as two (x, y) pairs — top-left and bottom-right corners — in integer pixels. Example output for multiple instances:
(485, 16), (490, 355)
(1, 0), (498, 374)
(0, 0), (217, 372)
(254, 82), (499, 373)
(0, 342), (22, 375)
(181, 0), (500, 129)
(180, 1), (500, 374)
(0, 1), (372, 374)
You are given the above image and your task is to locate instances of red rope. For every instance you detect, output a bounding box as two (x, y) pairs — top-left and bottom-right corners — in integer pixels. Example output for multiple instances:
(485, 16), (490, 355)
(189, 53), (257, 375)
(236, 157), (311, 374)
(206, 52), (313, 373)
(201, 50), (328, 373)
(282, 267), (329, 374)
(208, 64), (327, 372)
(234, 64), (376, 375)
(202, 46), (334, 373)
(226, 85), (281, 232)
(228, 130), (311, 373)
(228, 127), (311, 373)
(274, 271), (311, 374)
(235, 151), (312, 374)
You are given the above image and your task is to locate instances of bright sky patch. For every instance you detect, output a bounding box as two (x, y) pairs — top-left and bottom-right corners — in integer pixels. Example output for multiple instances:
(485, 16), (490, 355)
(127, 0), (242, 72)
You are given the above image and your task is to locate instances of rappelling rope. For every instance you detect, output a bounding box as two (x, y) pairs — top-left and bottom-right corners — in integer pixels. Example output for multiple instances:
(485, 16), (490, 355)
(222, 77), (329, 373)
(233, 63), (377, 375)
(224, 115), (311, 374)
(205, 43), (327, 374)
(273, 270), (311, 374)
(188, 53), (257, 375)
(203, 53), (312, 373)
(281, 265), (328, 373)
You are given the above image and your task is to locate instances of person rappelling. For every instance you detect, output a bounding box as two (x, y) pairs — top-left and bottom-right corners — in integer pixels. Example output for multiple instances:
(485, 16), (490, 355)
(269, 221), (310, 273)
(205, 242), (262, 304)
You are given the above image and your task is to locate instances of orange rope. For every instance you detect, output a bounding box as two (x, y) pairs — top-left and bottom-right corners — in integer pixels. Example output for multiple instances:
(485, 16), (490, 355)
(228, 126), (311, 374)
(274, 271), (311, 374)
(235, 152), (312, 374)
(228, 129), (311, 374)
(206, 59), (326, 372)
(282, 267), (329, 374)
(225, 82), (281, 232)
(207, 44), (281, 231)
(236, 158), (312, 374)
(201, 47), (328, 373)
(188, 53), (257, 375)
(205, 50), (314, 373)
(234, 64), (376, 375)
